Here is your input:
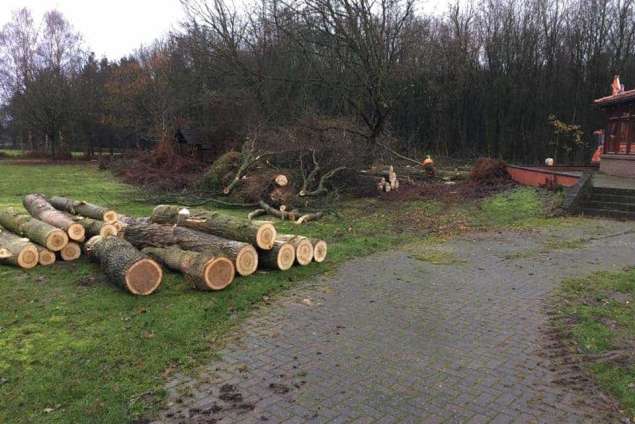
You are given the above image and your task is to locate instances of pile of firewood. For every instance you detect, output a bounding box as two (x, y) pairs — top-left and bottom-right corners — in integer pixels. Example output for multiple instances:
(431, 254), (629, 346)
(0, 195), (327, 296)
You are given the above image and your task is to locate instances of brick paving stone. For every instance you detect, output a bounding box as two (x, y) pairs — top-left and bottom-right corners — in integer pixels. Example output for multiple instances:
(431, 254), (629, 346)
(153, 219), (635, 423)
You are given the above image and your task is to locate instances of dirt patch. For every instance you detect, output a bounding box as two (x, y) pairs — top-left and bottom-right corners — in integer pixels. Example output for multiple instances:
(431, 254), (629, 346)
(380, 179), (515, 203)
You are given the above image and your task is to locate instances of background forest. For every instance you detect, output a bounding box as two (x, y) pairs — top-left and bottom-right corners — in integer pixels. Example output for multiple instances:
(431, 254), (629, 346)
(1, 0), (635, 164)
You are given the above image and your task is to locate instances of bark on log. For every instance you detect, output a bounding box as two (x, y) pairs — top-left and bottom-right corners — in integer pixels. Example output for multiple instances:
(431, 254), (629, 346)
(276, 235), (313, 266)
(0, 207), (68, 251)
(23, 194), (86, 241)
(48, 196), (117, 224)
(150, 205), (276, 250)
(258, 240), (295, 271)
(84, 236), (163, 295)
(122, 223), (258, 277)
(258, 200), (299, 221)
(0, 226), (39, 269)
(36, 246), (56, 266)
(60, 242), (81, 261)
(74, 217), (118, 238)
(142, 246), (235, 291)
(295, 212), (323, 224)
(310, 239), (328, 263)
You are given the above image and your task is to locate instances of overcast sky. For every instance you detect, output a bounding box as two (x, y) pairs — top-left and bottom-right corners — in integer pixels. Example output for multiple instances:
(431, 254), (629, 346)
(0, 0), (186, 60)
(1, 0), (448, 61)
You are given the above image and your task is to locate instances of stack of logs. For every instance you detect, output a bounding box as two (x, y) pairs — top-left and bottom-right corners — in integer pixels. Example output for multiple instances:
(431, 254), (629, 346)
(0, 196), (327, 296)
(377, 166), (399, 193)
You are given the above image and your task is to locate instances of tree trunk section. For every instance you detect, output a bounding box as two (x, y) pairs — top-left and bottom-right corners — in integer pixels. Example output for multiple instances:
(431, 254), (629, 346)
(84, 236), (163, 295)
(0, 207), (68, 251)
(36, 246), (56, 266)
(150, 205), (276, 250)
(276, 235), (314, 266)
(310, 239), (328, 263)
(122, 223), (258, 277)
(23, 194), (86, 241)
(0, 226), (39, 269)
(142, 246), (234, 291)
(60, 242), (81, 261)
(48, 196), (117, 224)
(258, 240), (295, 271)
(75, 217), (118, 238)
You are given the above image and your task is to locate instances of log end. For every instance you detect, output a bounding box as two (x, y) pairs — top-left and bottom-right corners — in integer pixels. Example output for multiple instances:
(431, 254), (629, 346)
(256, 223), (277, 250)
(60, 242), (81, 261)
(125, 259), (163, 295)
(67, 223), (86, 242)
(276, 242), (296, 271)
(38, 248), (56, 266)
(18, 245), (39, 269)
(295, 239), (314, 266)
(103, 210), (118, 224)
(235, 245), (258, 277)
(203, 257), (235, 290)
(46, 229), (69, 252)
(100, 224), (118, 238)
(312, 240), (328, 263)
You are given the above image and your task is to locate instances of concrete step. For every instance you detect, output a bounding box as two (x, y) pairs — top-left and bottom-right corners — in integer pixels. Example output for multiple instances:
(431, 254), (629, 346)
(581, 207), (635, 220)
(589, 193), (635, 203)
(591, 186), (635, 197)
(584, 201), (635, 212)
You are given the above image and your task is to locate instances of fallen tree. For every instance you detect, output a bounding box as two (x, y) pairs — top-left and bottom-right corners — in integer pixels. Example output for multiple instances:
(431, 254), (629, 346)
(150, 205), (276, 250)
(48, 196), (118, 224)
(311, 239), (328, 263)
(75, 217), (118, 238)
(0, 207), (68, 251)
(84, 236), (163, 295)
(258, 240), (295, 271)
(122, 222), (258, 277)
(36, 246), (56, 266)
(23, 194), (86, 241)
(60, 242), (81, 261)
(0, 226), (39, 269)
(276, 235), (314, 266)
(142, 246), (235, 291)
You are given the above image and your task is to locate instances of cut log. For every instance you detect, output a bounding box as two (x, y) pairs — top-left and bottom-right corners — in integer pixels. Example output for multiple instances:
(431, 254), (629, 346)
(75, 217), (118, 238)
(258, 240), (295, 271)
(295, 212), (323, 225)
(274, 174), (289, 187)
(259, 200), (299, 221)
(248, 209), (266, 221)
(84, 236), (163, 295)
(0, 226), (39, 269)
(0, 207), (68, 251)
(276, 235), (313, 266)
(60, 242), (81, 261)
(23, 194), (86, 241)
(122, 223), (258, 277)
(142, 246), (235, 291)
(36, 246), (56, 266)
(310, 239), (328, 263)
(150, 205), (276, 250)
(48, 196), (117, 224)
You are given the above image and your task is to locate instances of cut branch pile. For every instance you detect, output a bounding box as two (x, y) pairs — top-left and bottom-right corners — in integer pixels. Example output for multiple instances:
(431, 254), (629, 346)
(0, 195), (328, 293)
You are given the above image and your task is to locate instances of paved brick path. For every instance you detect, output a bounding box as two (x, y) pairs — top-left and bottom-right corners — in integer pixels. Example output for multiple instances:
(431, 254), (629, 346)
(155, 220), (635, 423)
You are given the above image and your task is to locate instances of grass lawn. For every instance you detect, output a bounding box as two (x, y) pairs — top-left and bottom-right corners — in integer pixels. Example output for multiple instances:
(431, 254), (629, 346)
(554, 270), (635, 419)
(0, 163), (566, 423)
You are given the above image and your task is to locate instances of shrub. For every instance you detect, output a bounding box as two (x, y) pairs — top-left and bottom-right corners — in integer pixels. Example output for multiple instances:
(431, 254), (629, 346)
(200, 151), (241, 191)
(470, 157), (509, 184)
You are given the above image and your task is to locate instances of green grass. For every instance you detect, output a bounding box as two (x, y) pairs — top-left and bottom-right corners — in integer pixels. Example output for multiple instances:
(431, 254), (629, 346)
(554, 270), (635, 419)
(0, 163), (573, 423)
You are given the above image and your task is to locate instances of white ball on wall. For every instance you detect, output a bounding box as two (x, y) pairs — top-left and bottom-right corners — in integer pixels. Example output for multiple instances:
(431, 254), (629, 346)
(545, 158), (554, 166)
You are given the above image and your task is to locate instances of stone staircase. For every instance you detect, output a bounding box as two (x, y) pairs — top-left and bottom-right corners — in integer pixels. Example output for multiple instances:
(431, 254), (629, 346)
(581, 185), (635, 219)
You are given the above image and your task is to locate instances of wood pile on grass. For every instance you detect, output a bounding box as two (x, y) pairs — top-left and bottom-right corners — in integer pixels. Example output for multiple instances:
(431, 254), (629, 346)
(0, 195), (328, 296)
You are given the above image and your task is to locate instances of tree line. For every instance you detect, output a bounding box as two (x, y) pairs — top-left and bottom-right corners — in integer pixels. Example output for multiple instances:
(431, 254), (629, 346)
(1, 0), (634, 163)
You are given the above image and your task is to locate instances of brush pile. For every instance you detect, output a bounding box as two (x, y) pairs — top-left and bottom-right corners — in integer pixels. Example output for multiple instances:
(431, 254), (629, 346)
(0, 196), (327, 296)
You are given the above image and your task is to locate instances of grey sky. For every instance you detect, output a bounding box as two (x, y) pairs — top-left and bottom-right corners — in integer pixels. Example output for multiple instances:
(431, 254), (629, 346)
(1, 0), (448, 60)
(0, 0), (186, 60)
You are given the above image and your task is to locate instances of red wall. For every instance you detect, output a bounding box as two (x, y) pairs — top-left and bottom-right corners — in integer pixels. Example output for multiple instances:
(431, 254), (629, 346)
(506, 166), (580, 188)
